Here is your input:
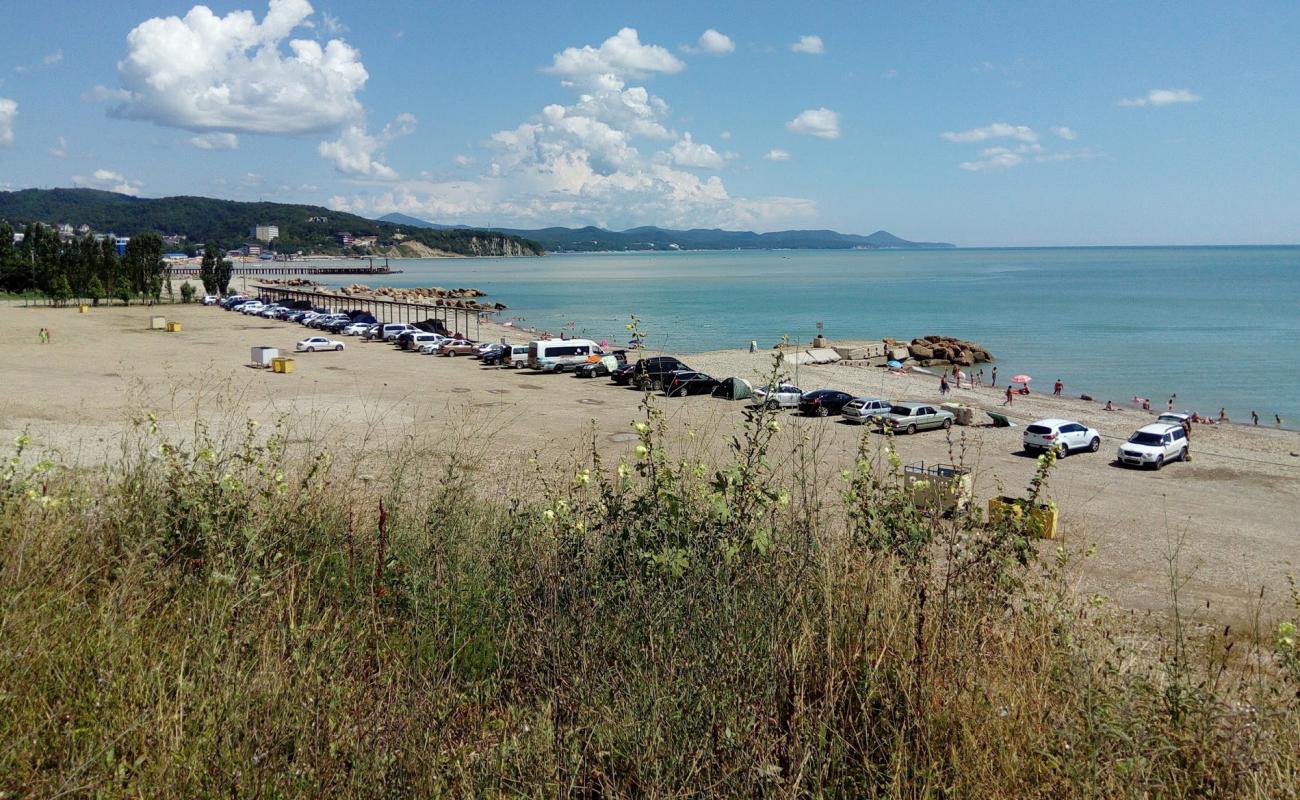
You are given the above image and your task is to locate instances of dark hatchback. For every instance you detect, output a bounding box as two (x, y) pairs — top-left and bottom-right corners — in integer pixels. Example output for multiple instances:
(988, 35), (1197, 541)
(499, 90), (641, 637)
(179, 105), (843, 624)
(611, 355), (690, 389)
(664, 370), (721, 397)
(798, 389), (855, 417)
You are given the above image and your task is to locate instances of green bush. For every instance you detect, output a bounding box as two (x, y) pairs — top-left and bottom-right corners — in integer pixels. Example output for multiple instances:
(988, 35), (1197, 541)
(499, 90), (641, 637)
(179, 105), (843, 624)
(179, 281), (196, 303)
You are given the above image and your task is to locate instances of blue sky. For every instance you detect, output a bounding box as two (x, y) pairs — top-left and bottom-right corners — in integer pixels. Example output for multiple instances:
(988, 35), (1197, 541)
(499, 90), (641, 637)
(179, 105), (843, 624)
(1, 0), (1297, 245)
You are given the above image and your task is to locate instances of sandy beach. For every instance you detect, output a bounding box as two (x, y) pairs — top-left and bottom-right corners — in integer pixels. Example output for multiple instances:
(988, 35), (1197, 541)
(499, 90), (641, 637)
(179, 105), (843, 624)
(3, 298), (1299, 621)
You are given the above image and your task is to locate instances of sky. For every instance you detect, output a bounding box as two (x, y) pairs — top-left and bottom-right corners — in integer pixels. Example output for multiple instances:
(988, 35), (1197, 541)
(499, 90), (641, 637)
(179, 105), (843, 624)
(0, 0), (1297, 246)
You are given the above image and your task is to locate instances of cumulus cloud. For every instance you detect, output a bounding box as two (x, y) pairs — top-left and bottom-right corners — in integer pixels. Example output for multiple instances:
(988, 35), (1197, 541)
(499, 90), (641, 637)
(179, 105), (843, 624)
(318, 112), (416, 179)
(111, 0), (368, 135)
(790, 35), (824, 54)
(786, 107), (840, 139)
(329, 28), (816, 230)
(72, 168), (142, 195)
(1050, 125), (1077, 140)
(662, 132), (725, 169)
(320, 11), (346, 33)
(1119, 88), (1201, 107)
(189, 132), (239, 150)
(49, 136), (68, 158)
(548, 27), (684, 85)
(453, 153), (475, 168)
(692, 29), (734, 55)
(940, 122), (1038, 143)
(0, 98), (15, 146)
(763, 148), (791, 161)
(43, 49), (64, 66)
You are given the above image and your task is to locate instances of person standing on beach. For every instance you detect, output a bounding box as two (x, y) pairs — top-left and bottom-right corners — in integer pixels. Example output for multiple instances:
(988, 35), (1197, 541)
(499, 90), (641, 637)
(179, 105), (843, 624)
(1168, 396), (1175, 411)
(1002, 385), (1013, 406)
(1277, 414), (1283, 426)
(1181, 418), (1193, 462)
(1053, 379), (1063, 396)
(1251, 411), (1259, 425)
(991, 366), (998, 387)
(1219, 408), (1228, 424)
(976, 368), (984, 386)
(940, 375), (950, 395)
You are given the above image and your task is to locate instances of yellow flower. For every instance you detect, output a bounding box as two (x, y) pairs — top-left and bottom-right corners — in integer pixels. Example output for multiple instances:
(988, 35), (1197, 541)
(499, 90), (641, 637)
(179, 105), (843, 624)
(633, 421), (650, 434)
(766, 420), (780, 433)
(635, 445), (648, 459)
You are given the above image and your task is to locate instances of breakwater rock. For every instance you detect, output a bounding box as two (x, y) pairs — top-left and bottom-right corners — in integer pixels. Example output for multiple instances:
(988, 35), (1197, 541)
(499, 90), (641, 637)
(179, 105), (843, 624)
(887, 335), (993, 368)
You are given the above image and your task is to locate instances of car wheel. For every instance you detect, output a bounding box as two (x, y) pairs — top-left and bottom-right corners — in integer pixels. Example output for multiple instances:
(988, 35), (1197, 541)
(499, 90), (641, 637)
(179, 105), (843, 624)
(650, 379), (662, 392)
(335, 344), (343, 351)
(307, 346), (316, 353)
(941, 418), (952, 430)
(1056, 444), (1068, 457)
(816, 406), (828, 417)
(1089, 437), (1101, 452)
(766, 399), (780, 411)
(1154, 455), (1164, 470)
(906, 424), (917, 435)
(448, 351), (457, 357)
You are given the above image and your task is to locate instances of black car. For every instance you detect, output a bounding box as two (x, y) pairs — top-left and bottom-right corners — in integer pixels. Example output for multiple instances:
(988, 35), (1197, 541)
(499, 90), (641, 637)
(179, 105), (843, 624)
(664, 370), (721, 397)
(619, 356), (690, 390)
(575, 350), (628, 378)
(476, 343), (506, 362)
(798, 389), (855, 417)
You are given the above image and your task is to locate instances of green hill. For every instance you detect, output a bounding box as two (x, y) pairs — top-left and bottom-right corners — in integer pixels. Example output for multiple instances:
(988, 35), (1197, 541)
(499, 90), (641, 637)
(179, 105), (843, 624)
(0, 189), (543, 257)
(380, 214), (954, 252)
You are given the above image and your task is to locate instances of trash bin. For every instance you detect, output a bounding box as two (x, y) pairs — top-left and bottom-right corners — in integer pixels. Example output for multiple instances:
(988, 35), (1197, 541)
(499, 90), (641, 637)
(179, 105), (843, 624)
(166, 321), (182, 332)
(272, 357), (295, 374)
(988, 496), (1058, 539)
(79, 304), (89, 314)
(251, 347), (279, 368)
(150, 316), (166, 330)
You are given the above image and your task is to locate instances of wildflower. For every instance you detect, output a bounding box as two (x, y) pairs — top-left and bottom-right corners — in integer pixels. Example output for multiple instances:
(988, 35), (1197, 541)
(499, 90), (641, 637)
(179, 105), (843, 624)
(777, 492), (790, 507)
(633, 421), (650, 434)
(635, 445), (648, 459)
(766, 420), (780, 433)
(542, 509), (555, 522)
(575, 469), (590, 486)
(1279, 621), (1297, 650)
(617, 463), (632, 479)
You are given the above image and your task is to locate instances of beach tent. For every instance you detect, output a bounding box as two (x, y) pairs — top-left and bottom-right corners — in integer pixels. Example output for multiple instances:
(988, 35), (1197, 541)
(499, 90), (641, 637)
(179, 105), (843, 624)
(711, 377), (755, 401)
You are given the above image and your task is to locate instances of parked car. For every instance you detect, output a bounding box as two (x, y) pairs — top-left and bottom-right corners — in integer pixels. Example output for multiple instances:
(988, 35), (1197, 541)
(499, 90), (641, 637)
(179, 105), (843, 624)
(876, 402), (955, 434)
(201, 294), (219, 306)
(840, 397), (892, 424)
(342, 322), (371, 336)
(296, 336), (345, 352)
(438, 340), (478, 356)
(575, 351), (628, 377)
(1116, 423), (1188, 469)
(664, 370), (722, 397)
(418, 337), (452, 354)
(220, 295), (247, 309)
(404, 332), (446, 351)
(1023, 418), (1101, 456)
(239, 301), (265, 315)
(798, 389), (856, 417)
(752, 383), (804, 410)
(475, 343), (506, 362)
(1156, 412), (1191, 427)
(381, 323), (418, 341)
(496, 344), (531, 368)
(622, 356), (690, 389)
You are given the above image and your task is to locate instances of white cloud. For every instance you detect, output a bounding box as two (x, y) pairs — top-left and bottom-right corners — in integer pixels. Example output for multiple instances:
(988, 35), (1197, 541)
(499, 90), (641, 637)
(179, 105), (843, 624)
(663, 132), (725, 169)
(881, 68), (898, 80)
(43, 49), (64, 66)
(1050, 125), (1077, 140)
(785, 107), (840, 139)
(111, 0), (369, 135)
(321, 11), (346, 33)
(72, 169), (142, 195)
(82, 85), (131, 102)
(718, 130), (731, 140)
(49, 136), (67, 158)
(1119, 88), (1201, 107)
(763, 148), (791, 161)
(941, 122), (1038, 143)
(548, 27), (684, 86)
(695, 29), (734, 55)
(453, 153), (475, 168)
(318, 112), (415, 179)
(790, 35), (824, 55)
(189, 132), (239, 150)
(0, 98), (15, 146)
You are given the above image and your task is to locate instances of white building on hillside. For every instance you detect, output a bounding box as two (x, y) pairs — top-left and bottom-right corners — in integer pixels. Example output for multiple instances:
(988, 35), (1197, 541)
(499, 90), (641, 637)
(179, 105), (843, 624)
(253, 224), (279, 242)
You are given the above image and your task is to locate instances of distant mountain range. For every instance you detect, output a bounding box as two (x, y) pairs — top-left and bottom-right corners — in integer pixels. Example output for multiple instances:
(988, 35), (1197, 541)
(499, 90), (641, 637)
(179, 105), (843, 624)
(378, 213), (954, 252)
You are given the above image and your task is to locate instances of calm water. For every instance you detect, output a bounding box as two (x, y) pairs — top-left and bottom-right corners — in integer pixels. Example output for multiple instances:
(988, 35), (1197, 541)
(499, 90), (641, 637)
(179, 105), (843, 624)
(329, 247), (1300, 425)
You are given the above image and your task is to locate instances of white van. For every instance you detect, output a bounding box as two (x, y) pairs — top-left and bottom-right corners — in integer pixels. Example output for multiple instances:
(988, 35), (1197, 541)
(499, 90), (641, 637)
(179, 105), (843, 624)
(528, 339), (604, 372)
(499, 344), (530, 368)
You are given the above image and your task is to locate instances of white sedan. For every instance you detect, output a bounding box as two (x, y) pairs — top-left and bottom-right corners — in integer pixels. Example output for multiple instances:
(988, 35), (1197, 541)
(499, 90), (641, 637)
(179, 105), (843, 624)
(296, 336), (345, 352)
(342, 322), (372, 336)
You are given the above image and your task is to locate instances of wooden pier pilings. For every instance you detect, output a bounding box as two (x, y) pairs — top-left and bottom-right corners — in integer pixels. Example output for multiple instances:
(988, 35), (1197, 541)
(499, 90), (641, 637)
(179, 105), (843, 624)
(253, 285), (487, 341)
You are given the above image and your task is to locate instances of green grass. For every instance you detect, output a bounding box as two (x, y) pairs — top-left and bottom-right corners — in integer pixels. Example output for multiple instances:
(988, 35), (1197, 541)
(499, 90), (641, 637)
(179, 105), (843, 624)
(1, 399), (1297, 797)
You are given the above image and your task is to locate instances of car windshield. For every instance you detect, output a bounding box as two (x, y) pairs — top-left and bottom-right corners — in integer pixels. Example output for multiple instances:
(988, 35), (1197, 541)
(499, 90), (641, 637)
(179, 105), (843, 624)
(889, 406), (915, 416)
(1129, 432), (1165, 445)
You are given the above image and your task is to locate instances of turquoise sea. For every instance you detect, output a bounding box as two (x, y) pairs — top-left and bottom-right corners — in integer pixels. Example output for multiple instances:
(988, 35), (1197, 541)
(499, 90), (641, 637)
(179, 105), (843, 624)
(330, 247), (1300, 425)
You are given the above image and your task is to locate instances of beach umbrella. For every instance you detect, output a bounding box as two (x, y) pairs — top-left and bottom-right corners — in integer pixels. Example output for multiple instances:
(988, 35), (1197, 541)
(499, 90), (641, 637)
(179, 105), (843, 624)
(887, 359), (903, 368)
(1011, 374), (1032, 384)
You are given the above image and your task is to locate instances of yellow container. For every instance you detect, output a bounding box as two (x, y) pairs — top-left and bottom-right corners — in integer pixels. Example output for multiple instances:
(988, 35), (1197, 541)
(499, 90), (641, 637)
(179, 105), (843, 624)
(79, 304), (90, 314)
(988, 497), (1058, 539)
(166, 321), (182, 332)
(271, 357), (295, 374)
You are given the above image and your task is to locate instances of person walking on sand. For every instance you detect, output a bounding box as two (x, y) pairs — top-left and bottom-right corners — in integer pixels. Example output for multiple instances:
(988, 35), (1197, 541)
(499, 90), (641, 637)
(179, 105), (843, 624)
(1053, 379), (1063, 397)
(1277, 414), (1283, 426)
(991, 366), (998, 387)
(976, 368), (984, 386)
(1002, 385), (1014, 406)
(1168, 396), (1175, 412)
(1251, 411), (1259, 425)
(940, 375), (950, 396)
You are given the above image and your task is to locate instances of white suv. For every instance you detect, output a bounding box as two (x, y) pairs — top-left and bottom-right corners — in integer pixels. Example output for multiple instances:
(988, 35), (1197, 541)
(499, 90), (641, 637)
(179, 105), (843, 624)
(1023, 418), (1101, 457)
(1116, 423), (1188, 469)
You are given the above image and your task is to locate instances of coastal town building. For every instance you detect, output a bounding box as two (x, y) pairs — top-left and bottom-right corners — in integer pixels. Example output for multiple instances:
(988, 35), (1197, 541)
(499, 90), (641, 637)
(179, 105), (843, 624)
(253, 224), (279, 242)
(336, 231), (353, 246)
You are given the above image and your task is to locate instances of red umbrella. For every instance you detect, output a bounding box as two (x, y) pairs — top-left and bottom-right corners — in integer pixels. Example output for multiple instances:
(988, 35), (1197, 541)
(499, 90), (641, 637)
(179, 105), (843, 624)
(1011, 374), (1032, 384)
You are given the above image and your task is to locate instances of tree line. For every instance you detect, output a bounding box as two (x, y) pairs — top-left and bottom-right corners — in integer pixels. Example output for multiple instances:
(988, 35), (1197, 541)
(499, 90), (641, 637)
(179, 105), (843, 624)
(0, 221), (234, 303)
